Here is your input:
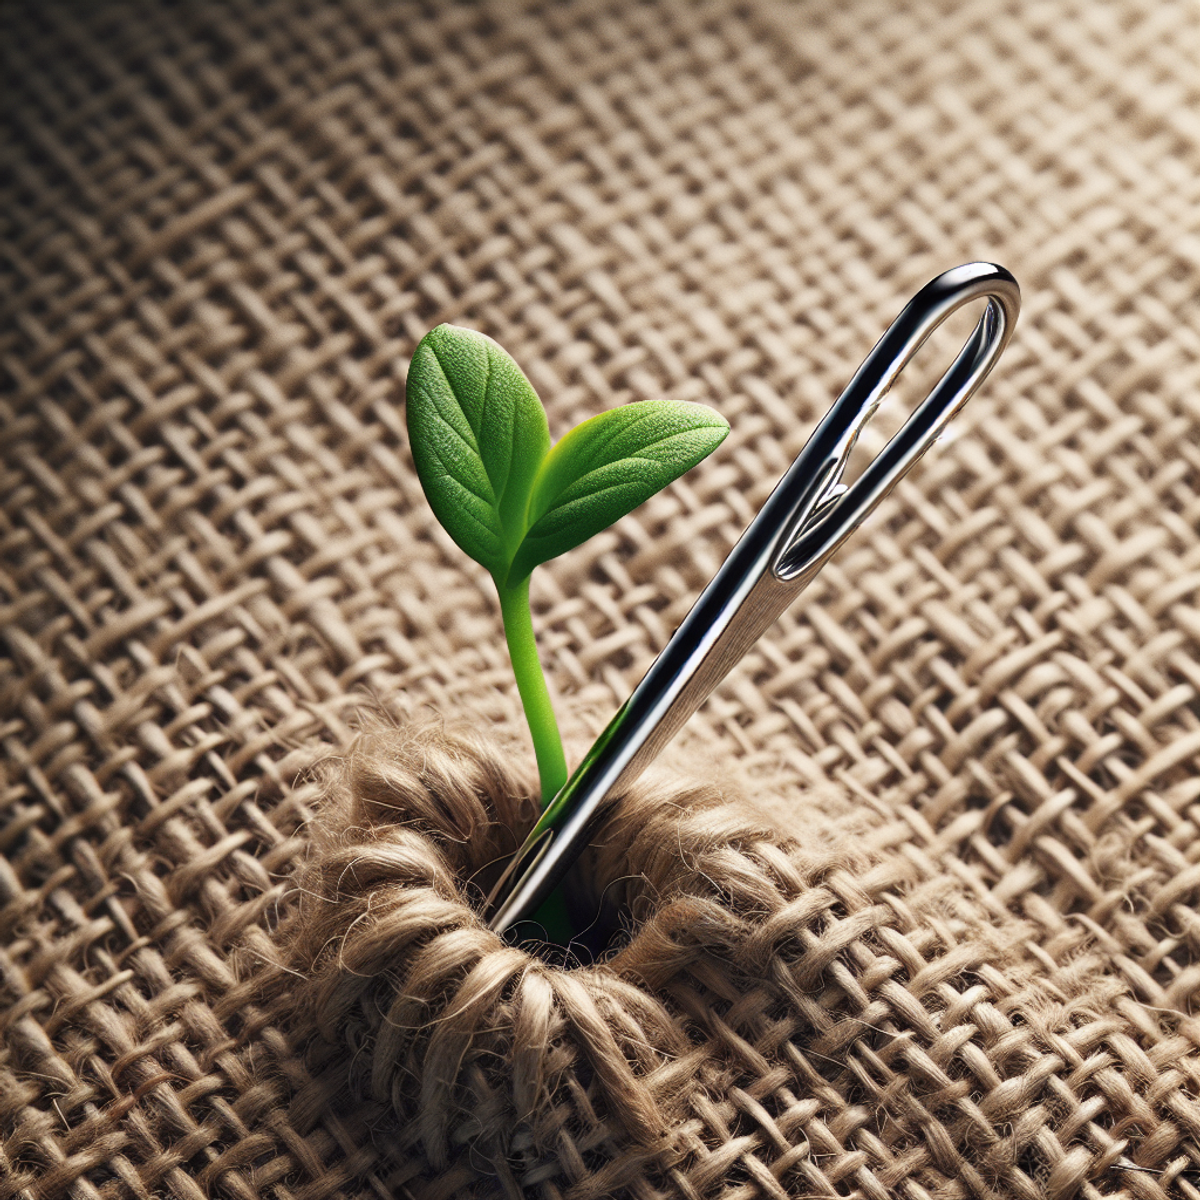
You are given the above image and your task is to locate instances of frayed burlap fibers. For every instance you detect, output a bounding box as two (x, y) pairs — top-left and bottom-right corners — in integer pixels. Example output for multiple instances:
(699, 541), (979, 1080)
(3, 1), (1200, 1198)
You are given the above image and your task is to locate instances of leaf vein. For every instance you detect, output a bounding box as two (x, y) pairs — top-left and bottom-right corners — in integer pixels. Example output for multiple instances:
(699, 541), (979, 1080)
(427, 356), (482, 454)
(432, 471), (504, 540)
(424, 407), (494, 490)
(535, 433), (711, 514)
(426, 433), (499, 512)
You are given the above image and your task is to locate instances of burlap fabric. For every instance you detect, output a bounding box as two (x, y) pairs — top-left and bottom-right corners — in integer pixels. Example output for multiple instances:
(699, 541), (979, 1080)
(4, 1), (1200, 1197)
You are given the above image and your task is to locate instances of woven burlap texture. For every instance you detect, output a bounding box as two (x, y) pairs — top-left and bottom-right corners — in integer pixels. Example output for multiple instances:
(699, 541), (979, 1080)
(3, 1), (1200, 1198)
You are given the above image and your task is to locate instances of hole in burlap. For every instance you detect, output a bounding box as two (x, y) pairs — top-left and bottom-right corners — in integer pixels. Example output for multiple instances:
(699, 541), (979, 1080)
(282, 716), (802, 1177)
(277, 717), (1200, 1199)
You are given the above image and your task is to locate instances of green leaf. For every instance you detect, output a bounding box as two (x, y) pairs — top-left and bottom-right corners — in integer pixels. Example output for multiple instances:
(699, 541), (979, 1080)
(508, 400), (729, 582)
(406, 324), (551, 578)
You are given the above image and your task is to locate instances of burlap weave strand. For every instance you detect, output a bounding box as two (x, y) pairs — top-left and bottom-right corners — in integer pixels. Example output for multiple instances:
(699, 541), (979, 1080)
(4, 1), (1200, 1198)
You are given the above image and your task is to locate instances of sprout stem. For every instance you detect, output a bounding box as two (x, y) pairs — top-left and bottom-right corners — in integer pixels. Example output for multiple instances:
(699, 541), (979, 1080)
(497, 576), (568, 804)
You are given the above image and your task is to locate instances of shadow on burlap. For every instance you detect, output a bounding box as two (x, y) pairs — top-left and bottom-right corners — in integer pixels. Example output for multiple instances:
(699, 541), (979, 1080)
(3, 1), (1200, 1198)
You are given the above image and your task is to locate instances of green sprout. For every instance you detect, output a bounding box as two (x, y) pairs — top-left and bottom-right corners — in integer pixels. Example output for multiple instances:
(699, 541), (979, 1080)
(406, 324), (729, 808)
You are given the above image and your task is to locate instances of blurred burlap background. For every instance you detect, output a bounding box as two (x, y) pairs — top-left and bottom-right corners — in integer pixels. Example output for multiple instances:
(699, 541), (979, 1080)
(4, 1), (1200, 1197)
